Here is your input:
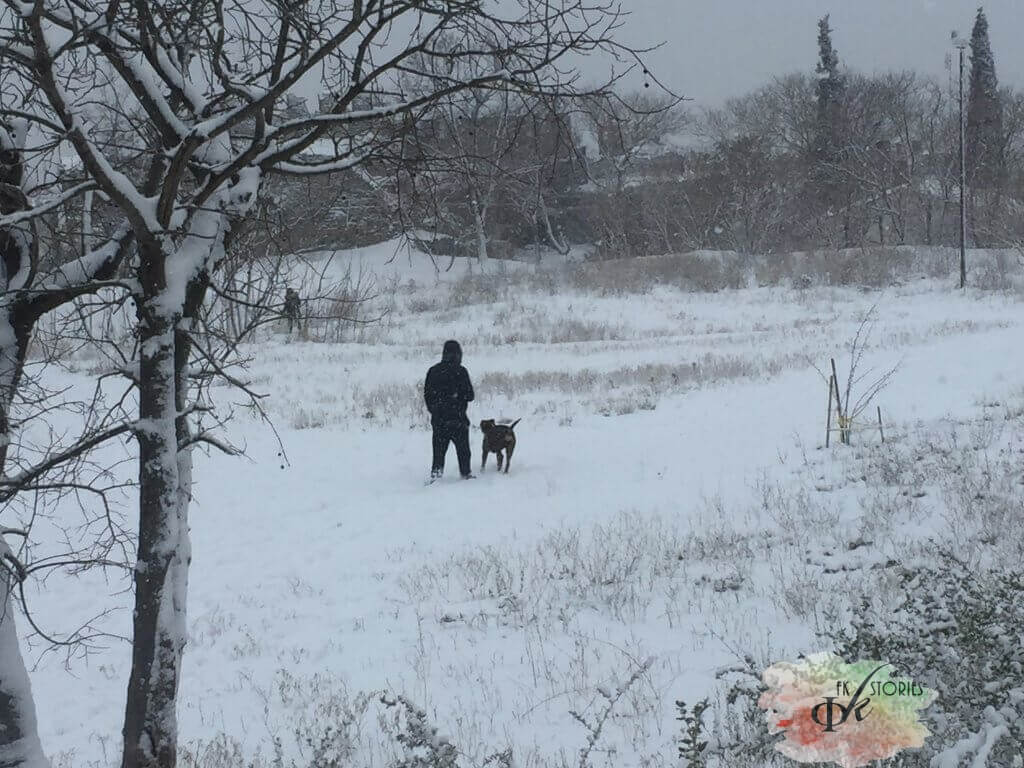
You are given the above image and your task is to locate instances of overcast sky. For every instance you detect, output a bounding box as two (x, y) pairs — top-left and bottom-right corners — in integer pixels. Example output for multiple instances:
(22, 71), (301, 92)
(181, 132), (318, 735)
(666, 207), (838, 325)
(591, 1), (1023, 107)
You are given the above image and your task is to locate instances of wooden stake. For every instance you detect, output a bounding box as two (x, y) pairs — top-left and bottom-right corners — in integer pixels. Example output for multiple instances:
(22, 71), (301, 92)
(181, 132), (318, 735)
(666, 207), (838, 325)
(826, 374), (835, 447)
(830, 357), (846, 444)
(877, 405), (885, 443)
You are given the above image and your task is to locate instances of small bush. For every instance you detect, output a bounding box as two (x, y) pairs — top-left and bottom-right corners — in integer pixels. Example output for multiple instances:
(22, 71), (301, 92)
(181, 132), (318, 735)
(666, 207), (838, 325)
(379, 694), (459, 768)
(675, 699), (710, 768)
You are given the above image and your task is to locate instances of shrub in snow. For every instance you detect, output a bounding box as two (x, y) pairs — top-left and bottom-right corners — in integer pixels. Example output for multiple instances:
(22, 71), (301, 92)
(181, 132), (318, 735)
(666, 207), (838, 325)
(828, 553), (1024, 767)
(698, 553), (1024, 768)
(675, 698), (710, 768)
(696, 656), (783, 768)
(569, 659), (653, 768)
(379, 694), (459, 768)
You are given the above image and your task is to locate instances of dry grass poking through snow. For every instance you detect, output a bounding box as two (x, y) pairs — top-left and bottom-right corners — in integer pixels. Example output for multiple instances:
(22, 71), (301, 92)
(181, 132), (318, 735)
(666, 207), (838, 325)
(249, 285), (1016, 432)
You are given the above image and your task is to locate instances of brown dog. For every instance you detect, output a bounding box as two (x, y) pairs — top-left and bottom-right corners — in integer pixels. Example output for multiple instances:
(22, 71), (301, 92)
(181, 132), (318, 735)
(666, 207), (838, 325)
(480, 418), (521, 474)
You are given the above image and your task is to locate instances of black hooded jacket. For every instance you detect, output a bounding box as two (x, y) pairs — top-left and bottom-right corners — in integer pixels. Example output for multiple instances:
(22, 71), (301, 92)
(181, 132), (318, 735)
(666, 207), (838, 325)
(424, 340), (474, 425)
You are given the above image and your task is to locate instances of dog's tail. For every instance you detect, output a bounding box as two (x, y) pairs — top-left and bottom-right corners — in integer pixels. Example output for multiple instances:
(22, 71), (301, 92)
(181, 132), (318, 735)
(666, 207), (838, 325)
(509, 418), (521, 429)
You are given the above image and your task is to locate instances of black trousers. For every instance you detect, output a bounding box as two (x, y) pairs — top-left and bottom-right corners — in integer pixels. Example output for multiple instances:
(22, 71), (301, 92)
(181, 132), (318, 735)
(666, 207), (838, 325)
(432, 421), (471, 476)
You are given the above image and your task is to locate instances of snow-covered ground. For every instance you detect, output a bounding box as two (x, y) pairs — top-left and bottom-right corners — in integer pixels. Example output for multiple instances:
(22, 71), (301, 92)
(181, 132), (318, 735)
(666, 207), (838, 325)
(18, 249), (1024, 766)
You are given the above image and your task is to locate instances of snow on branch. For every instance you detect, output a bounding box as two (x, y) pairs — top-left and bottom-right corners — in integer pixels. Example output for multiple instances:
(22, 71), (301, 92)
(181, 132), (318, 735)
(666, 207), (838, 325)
(34, 223), (136, 294)
(932, 707), (1011, 768)
(269, 151), (373, 176)
(23, 14), (161, 236)
(0, 181), (97, 229)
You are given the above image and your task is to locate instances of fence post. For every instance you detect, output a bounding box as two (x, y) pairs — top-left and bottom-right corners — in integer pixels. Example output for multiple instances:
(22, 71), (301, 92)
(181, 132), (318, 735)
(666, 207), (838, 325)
(830, 357), (847, 444)
(826, 374), (835, 447)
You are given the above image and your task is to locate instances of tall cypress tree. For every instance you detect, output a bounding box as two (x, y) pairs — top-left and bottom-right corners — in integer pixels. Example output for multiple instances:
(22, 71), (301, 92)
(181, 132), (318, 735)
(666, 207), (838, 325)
(966, 7), (1003, 188)
(811, 15), (848, 242)
(815, 14), (844, 162)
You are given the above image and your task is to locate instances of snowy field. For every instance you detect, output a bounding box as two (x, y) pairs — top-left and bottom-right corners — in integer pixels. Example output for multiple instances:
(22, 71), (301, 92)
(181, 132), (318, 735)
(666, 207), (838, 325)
(20, 247), (1024, 766)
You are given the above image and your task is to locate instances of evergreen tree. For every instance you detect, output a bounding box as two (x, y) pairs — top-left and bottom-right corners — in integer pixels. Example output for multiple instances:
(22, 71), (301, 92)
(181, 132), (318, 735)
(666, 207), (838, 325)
(815, 14), (845, 160)
(811, 15), (849, 243)
(966, 7), (1003, 188)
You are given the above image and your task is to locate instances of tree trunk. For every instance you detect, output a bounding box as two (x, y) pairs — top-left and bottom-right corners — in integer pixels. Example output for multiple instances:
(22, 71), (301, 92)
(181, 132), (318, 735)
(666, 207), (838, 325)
(121, 229), (217, 768)
(842, 197), (853, 248)
(473, 207), (488, 265)
(81, 191), (95, 340)
(538, 194), (570, 256)
(0, 314), (48, 768)
(0, 294), (50, 768)
(122, 290), (188, 768)
(0, 309), (30, 472)
(0, 537), (49, 768)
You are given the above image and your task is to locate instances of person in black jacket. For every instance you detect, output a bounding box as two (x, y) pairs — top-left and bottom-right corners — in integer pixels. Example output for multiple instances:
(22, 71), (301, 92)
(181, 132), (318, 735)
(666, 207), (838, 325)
(424, 340), (475, 480)
(283, 287), (301, 334)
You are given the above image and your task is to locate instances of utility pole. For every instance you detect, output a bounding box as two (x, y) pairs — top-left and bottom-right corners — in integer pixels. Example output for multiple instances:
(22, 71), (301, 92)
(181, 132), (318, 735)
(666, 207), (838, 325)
(954, 32), (968, 289)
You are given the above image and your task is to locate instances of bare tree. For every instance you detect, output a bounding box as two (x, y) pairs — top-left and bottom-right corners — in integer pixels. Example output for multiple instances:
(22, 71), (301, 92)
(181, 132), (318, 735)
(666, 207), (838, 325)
(576, 92), (686, 258)
(1, 2), (653, 767)
(514, 112), (579, 259)
(699, 133), (788, 254)
(397, 45), (592, 265)
(401, 39), (526, 264)
(580, 91), (686, 193)
(1, 109), (136, 768)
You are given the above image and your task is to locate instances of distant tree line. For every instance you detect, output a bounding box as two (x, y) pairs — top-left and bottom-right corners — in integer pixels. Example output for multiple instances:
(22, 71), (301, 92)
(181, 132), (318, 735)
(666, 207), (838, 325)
(30, 8), (1023, 268)
(360, 5), (1022, 260)
(591, 7), (1022, 257)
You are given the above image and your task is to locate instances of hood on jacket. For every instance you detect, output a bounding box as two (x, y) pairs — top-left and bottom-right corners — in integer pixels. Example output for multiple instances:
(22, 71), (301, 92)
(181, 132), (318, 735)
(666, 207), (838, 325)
(441, 339), (462, 365)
